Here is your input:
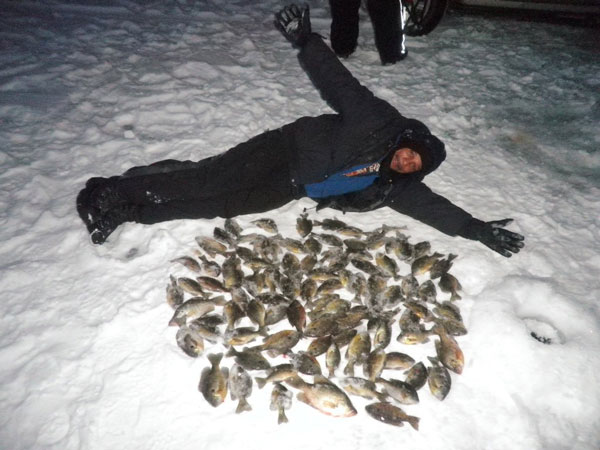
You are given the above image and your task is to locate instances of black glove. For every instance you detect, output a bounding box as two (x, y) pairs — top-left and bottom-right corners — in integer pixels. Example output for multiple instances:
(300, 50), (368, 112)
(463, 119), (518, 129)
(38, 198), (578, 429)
(460, 218), (525, 257)
(274, 3), (311, 48)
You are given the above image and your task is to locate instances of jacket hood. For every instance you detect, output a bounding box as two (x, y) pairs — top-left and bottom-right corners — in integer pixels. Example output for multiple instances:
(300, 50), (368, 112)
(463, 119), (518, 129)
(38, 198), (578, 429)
(395, 128), (446, 177)
(378, 126), (445, 183)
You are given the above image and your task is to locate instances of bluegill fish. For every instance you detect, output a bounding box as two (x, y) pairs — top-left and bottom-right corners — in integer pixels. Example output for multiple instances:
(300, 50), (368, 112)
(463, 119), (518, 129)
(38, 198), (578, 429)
(287, 351), (322, 376)
(296, 213), (313, 238)
(255, 364), (298, 389)
(337, 225), (364, 238)
(344, 331), (371, 376)
(229, 363), (253, 413)
(411, 252), (443, 276)
(224, 218), (243, 238)
(412, 241), (431, 260)
(226, 347), (271, 371)
(199, 353), (228, 407)
(213, 226), (236, 247)
(306, 335), (333, 357)
(364, 349), (387, 382)
(376, 377), (419, 404)
(286, 299), (306, 332)
(270, 383), (293, 424)
(176, 325), (204, 357)
(168, 298), (217, 327)
(250, 330), (302, 356)
(326, 341), (341, 377)
(304, 315), (339, 338)
(430, 254), (457, 279)
(286, 375), (357, 418)
(166, 275), (184, 309)
(375, 253), (399, 279)
(427, 357), (452, 401)
(417, 280), (437, 303)
(251, 218), (278, 233)
(404, 362), (428, 390)
(384, 352), (416, 371)
(170, 255), (201, 273)
(439, 272), (462, 301)
(340, 377), (387, 402)
(433, 324), (464, 374)
(198, 255), (221, 277)
(315, 233), (344, 247)
(313, 217), (348, 230)
(177, 277), (205, 296)
(221, 255), (244, 289)
(365, 402), (419, 430)
(195, 236), (228, 257)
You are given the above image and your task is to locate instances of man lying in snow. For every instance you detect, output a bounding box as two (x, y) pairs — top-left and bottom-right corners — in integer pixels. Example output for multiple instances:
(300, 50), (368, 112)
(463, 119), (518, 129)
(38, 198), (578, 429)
(76, 4), (524, 257)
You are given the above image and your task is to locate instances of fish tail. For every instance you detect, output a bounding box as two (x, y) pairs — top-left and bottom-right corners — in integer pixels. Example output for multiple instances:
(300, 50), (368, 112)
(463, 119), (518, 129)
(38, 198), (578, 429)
(278, 409), (289, 424)
(168, 314), (183, 327)
(343, 361), (355, 377)
(255, 377), (267, 389)
(235, 398), (252, 414)
(208, 353), (223, 366)
(407, 415), (420, 431)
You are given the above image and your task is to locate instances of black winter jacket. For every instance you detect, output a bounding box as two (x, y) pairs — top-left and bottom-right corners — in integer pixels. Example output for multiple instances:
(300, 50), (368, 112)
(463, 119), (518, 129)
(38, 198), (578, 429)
(281, 34), (473, 237)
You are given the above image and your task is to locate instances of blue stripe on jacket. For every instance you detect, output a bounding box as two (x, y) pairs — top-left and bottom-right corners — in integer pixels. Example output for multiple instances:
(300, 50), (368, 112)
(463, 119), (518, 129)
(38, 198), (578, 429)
(303, 162), (380, 199)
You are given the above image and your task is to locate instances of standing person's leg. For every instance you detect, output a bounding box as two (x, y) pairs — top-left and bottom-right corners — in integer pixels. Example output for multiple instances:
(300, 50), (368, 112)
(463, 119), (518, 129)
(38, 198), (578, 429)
(367, 0), (406, 65)
(329, 0), (362, 58)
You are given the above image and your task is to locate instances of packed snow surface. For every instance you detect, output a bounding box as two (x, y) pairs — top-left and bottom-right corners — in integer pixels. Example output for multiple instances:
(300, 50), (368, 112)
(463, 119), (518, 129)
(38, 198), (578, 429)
(1, 1), (599, 450)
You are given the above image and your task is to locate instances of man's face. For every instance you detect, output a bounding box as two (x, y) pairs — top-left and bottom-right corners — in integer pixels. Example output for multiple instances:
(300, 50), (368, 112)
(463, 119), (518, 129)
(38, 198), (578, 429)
(390, 147), (422, 174)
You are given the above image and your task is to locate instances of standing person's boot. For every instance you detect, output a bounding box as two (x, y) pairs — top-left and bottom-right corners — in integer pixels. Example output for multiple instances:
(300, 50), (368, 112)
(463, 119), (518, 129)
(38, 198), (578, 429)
(367, 0), (407, 65)
(329, 0), (362, 58)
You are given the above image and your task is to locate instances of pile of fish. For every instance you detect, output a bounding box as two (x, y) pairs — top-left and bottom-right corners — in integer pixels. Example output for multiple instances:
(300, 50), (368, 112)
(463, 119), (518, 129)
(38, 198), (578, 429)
(165, 214), (466, 427)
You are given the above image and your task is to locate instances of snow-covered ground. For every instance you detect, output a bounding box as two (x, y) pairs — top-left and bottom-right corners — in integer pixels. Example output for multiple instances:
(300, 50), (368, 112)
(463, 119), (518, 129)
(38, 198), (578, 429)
(1, 1), (599, 449)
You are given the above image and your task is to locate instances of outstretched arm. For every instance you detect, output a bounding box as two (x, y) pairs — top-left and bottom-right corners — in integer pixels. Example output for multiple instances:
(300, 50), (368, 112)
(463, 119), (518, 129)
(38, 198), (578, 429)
(274, 4), (399, 122)
(387, 183), (525, 257)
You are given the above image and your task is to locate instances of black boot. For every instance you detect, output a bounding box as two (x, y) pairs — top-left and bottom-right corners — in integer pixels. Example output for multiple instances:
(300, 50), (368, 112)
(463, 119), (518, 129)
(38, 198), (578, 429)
(89, 181), (128, 214)
(89, 204), (140, 245)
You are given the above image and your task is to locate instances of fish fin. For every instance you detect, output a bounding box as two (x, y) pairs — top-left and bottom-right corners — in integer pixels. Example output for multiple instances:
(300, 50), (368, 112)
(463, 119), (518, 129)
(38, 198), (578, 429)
(296, 392), (310, 406)
(255, 377), (267, 389)
(284, 374), (306, 389)
(211, 295), (227, 306)
(225, 347), (238, 357)
(451, 292), (462, 301)
(235, 398), (252, 414)
(376, 392), (389, 402)
(313, 375), (331, 385)
(427, 356), (440, 366)
(221, 367), (229, 380)
(198, 368), (210, 390)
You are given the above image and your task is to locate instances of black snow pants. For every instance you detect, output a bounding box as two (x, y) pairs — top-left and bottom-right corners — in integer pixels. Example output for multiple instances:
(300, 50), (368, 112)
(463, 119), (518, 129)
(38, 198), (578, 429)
(329, 0), (403, 64)
(109, 129), (299, 224)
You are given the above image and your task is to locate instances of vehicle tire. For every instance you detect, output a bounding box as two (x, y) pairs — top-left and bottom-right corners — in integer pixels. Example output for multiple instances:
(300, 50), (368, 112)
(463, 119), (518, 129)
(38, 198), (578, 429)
(404, 0), (448, 36)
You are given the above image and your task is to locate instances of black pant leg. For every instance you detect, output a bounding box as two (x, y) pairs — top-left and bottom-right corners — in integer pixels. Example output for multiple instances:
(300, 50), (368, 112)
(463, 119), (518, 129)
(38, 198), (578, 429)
(367, 0), (401, 64)
(111, 129), (295, 224)
(136, 166), (296, 224)
(329, 0), (362, 57)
